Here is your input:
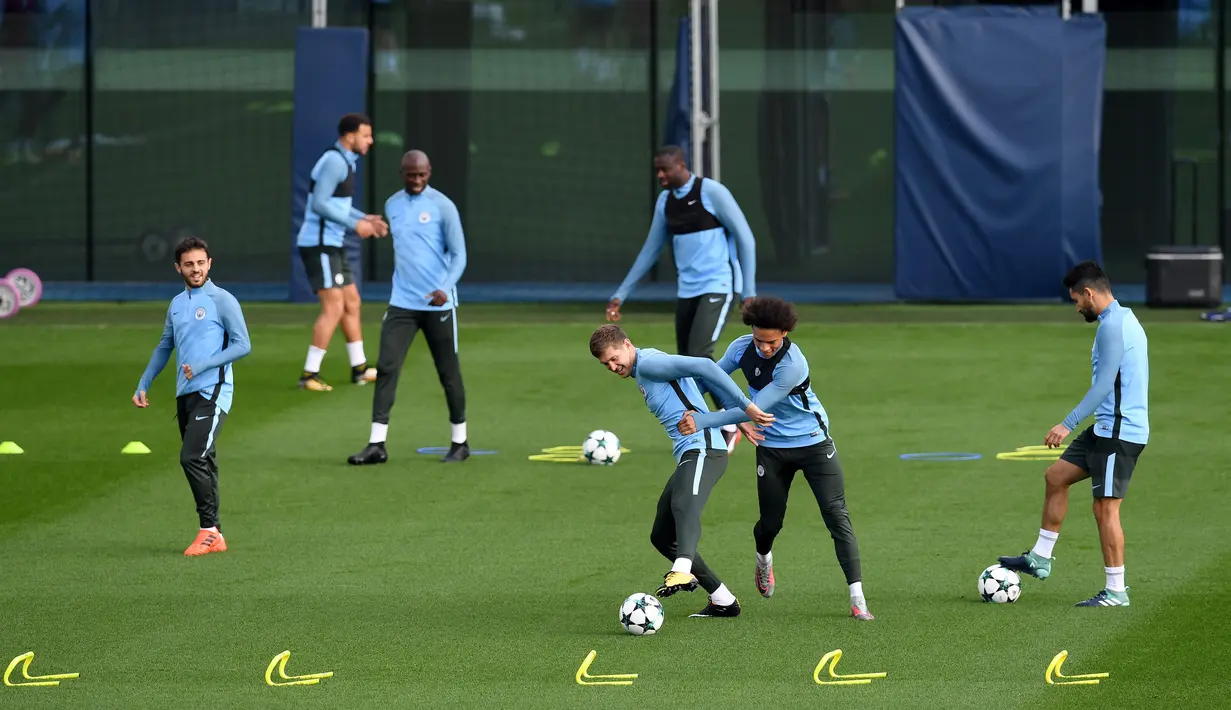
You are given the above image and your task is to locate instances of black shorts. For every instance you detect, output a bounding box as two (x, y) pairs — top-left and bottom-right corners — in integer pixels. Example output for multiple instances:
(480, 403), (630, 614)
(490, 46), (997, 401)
(1059, 426), (1145, 499)
(299, 245), (354, 291)
(675, 293), (736, 359)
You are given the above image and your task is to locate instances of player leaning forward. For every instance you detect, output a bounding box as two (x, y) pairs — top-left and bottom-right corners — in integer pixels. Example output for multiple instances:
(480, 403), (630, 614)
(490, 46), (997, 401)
(999, 261), (1149, 607)
(590, 324), (775, 618)
(679, 296), (874, 621)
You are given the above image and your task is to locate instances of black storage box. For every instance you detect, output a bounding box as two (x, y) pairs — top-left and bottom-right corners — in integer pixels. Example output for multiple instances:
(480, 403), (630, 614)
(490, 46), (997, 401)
(1145, 245), (1223, 308)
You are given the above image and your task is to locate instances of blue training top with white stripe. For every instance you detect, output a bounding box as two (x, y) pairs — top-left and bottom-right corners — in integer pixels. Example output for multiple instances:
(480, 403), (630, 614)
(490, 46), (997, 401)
(690, 334), (831, 448)
(135, 280), (252, 413)
(631, 347), (752, 462)
(1062, 300), (1149, 445)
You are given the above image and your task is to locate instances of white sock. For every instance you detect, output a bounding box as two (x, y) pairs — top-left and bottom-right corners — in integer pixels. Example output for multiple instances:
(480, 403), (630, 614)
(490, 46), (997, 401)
(370, 422), (388, 444)
(849, 581), (864, 600)
(304, 345), (326, 373)
(1105, 565), (1126, 592)
(710, 583), (736, 606)
(200, 526), (218, 533)
(1031, 528), (1059, 559)
(721, 423), (737, 433)
(756, 551), (772, 567)
(451, 422), (467, 444)
(346, 340), (367, 368)
(671, 558), (693, 575)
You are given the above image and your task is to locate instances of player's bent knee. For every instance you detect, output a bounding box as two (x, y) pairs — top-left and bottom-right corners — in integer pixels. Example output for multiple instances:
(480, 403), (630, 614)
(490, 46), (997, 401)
(1045, 459), (1083, 488)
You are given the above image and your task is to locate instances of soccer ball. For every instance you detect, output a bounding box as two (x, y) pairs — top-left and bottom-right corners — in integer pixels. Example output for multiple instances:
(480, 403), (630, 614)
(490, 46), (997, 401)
(979, 564), (1022, 603)
(583, 430), (621, 465)
(619, 592), (664, 635)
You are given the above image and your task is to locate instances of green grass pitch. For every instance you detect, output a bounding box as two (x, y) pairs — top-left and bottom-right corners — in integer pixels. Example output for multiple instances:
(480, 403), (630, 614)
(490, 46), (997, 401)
(2, 302), (1230, 708)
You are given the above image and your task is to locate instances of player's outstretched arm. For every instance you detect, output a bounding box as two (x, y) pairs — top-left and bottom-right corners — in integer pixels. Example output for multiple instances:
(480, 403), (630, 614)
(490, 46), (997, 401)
(309, 153), (361, 230)
(611, 193), (670, 304)
(691, 354), (804, 430)
(708, 181), (757, 298)
(135, 309), (175, 404)
(1061, 318), (1125, 432)
(639, 353), (766, 420)
(190, 294), (253, 373)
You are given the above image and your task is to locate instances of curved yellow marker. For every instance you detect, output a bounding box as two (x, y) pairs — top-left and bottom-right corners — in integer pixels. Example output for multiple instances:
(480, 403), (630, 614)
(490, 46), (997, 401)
(3, 652), (78, 687)
(997, 445), (1063, 462)
(575, 650), (637, 686)
(265, 650), (333, 687)
(1045, 650), (1108, 686)
(812, 649), (886, 686)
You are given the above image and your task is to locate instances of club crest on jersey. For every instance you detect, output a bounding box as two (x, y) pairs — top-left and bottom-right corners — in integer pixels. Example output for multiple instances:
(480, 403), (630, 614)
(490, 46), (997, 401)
(419, 211), (431, 223)
(194, 307), (206, 320)
(754, 367), (761, 376)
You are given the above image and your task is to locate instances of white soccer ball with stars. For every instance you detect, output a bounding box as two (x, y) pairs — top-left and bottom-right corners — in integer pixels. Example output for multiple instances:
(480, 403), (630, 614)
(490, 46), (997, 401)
(979, 564), (1022, 603)
(583, 430), (621, 465)
(619, 592), (664, 635)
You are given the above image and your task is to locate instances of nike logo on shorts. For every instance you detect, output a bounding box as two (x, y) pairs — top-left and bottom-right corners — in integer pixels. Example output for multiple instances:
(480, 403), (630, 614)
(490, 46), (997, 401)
(440, 314), (450, 321)
(195, 415), (210, 421)
(708, 297), (722, 303)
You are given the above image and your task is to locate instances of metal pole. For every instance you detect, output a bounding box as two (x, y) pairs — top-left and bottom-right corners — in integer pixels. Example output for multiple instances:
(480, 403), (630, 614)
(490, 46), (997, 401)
(1061, 0), (1071, 20)
(1081, 0), (1098, 12)
(648, 0), (660, 283)
(312, 0), (328, 28)
(708, 0), (720, 181)
(84, 0), (95, 281)
(689, 0), (703, 175)
(1219, 0), (1228, 277)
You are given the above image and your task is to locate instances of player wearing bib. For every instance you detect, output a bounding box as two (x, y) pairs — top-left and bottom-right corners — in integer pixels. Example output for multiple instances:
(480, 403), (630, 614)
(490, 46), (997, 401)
(999, 262), (1149, 608)
(681, 297), (874, 621)
(605, 145), (758, 452)
(589, 324), (775, 618)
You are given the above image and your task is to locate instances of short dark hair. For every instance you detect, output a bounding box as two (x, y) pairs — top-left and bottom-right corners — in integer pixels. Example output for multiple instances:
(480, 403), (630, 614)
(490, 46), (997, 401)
(654, 145), (687, 164)
(589, 324), (629, 358)
(338, 113), (371, 136)
(174, 237), (210, 264)
(740, 296), (798, 332)
(1062, 261), (1111, 294)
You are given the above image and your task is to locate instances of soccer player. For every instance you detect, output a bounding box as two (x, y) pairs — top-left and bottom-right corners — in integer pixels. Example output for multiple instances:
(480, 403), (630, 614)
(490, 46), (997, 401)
(604, 145), (758, 452)
(999, 262), (1149, 608)
(348, 150), (470, 466)
(133, 238), (252, 557)
(678, 296), (875, 621)
(296, 112), (389, 392)
(589, 324), (775, 618)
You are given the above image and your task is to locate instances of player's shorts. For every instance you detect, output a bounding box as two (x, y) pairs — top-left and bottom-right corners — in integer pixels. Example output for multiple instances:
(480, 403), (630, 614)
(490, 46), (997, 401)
(675, 293), (736, 359)
(1059, 426), (1145, 499)
(299, 245), (354, 291)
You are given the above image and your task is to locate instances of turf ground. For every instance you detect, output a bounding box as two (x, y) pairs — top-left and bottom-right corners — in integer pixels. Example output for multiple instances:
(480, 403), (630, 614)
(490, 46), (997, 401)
(2, 301), (1229, 708)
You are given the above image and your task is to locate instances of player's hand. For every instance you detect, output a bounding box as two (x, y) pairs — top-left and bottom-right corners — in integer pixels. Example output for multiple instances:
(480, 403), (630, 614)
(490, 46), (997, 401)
(1044, 424), (1070, 449)
(132, 391), (149, 408)
(427, 289), (448, 307)
(745, 403), (775, 426)
(605, 298), (621, 322)
(355, 220), (379, 238)
(677, 411), (697, 436)
(738, 421), (765, 446)
(364, 215), (390, 237)
(182, 363), (194, 380)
